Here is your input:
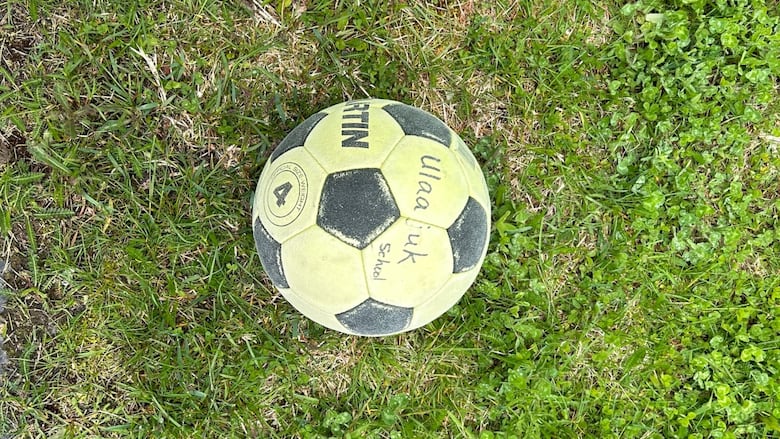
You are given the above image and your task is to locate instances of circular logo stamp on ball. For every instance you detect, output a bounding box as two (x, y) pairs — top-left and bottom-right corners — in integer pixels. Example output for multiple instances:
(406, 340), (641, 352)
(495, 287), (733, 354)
(264, 162), (308, 227)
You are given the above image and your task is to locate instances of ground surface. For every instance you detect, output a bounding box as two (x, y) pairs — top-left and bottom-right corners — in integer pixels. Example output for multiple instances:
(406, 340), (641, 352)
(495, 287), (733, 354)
(1, 0), (779, 437)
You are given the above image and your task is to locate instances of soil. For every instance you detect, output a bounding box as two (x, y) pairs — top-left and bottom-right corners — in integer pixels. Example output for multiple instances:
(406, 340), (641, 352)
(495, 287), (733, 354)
(0, 129), (27, 166)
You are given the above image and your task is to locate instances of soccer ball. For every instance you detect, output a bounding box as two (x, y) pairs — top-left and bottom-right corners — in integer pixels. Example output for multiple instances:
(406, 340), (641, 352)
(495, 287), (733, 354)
(252, 99), (490, 336)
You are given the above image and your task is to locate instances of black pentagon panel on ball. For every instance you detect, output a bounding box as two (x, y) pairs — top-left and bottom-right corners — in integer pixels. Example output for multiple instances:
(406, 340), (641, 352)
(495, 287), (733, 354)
(253, 217), (289, 288)
(317, 169), (400, 249)
(336, 298), (413, 336)
(270, 112), (327, 161)
(383, 103), (452, 147)
(448, 197), (489, 273)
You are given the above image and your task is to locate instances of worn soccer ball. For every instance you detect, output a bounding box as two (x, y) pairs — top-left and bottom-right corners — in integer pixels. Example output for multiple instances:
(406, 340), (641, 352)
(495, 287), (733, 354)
(252, 99), (490, 336)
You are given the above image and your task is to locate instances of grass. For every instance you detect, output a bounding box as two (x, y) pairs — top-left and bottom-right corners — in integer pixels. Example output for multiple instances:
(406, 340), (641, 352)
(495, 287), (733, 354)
(1, 0), (779, 437)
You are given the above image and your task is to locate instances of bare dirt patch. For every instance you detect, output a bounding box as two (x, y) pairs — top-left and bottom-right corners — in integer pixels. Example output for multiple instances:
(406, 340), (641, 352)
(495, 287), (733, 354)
(0, 128), (27, 167)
